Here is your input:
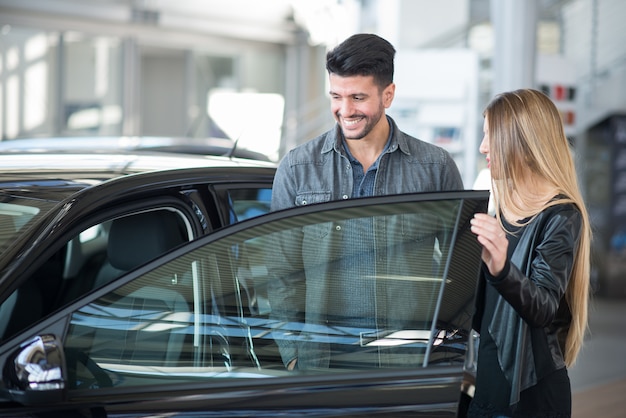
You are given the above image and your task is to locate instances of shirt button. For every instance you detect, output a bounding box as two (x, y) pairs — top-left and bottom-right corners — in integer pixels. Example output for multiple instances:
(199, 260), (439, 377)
(302, 200), (307, 205)
(335, 225), (342, 231)
(342, 195), (348, 200)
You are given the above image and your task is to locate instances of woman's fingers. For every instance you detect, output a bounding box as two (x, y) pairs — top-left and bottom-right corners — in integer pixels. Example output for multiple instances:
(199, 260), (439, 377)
(471, 213), (508, 276)
(471, 213), (502, 241)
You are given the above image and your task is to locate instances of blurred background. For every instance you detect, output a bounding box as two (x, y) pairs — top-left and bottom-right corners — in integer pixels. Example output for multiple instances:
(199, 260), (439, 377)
(0, 0), (625, 299)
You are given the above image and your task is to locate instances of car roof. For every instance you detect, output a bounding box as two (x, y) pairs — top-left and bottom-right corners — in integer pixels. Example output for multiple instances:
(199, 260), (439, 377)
(0, 151), (275, 202)
(0, 150), (274, 176)
(0, 136), (272, 161)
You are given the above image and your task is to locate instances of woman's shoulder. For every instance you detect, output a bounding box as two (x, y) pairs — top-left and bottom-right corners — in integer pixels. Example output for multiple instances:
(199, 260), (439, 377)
(538, 200), (582, 233)
(544, 197), (581, 217)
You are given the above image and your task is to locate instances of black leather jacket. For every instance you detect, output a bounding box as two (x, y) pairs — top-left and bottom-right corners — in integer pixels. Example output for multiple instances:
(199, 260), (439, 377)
(472, 203), (582, 405)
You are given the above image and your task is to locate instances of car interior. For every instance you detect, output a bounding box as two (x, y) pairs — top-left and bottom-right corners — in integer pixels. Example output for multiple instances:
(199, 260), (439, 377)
(0, 208), (193, 343)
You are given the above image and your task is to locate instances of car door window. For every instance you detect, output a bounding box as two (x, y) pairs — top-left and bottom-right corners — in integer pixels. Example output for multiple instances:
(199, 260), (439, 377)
(0, 200), (51, 252)
(0, 207), (193, 342)
(226, 187), (272, 223)
(61, 191), (487, 389)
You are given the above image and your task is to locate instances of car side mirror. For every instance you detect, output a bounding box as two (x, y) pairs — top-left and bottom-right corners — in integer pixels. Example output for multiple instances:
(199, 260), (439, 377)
(3, 335), (67, 405)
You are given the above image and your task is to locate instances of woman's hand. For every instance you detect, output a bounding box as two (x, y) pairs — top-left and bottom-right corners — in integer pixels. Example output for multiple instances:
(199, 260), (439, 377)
(470, 213), (508, 276)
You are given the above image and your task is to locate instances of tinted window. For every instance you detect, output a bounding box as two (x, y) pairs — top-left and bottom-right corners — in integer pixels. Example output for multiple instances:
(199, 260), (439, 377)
(0, 200), (53, 253)
(62, 192), (486, 389)
(0, 208), (192, 342)
(227, 187), (272, 222)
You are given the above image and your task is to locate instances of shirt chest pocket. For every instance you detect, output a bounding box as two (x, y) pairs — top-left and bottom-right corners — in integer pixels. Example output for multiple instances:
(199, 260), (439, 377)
(295, 191), (331, 206)
(297, 191), (332, 240)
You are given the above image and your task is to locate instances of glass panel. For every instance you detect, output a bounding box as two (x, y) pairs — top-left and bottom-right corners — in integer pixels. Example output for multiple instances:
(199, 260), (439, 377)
(0, 198), (54, 253)
(0, 208), (191, 343)
(62, 32), (123, 136)
(0, 26), (57, 139)
(228, 187), (272, 222)
(189, 54), (235, 138)
(63, 193), (486, 389)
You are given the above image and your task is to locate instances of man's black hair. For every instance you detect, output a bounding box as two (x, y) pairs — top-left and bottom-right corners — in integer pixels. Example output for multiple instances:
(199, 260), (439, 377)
(326, 33), (396, 89)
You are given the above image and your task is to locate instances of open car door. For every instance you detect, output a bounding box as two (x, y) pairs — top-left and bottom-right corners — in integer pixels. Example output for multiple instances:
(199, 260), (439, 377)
(0, 190), (488, 417)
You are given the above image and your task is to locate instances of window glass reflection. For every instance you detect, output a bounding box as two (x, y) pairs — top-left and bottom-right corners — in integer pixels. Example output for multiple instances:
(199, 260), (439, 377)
(63, 194), (485, 389)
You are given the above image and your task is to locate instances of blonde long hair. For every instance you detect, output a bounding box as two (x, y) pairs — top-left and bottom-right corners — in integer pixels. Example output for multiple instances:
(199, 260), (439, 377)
(484, 88), (591, 366)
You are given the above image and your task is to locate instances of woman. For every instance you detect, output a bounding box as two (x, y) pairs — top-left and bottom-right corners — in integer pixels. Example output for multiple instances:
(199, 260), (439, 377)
(468, 89), (591, 417)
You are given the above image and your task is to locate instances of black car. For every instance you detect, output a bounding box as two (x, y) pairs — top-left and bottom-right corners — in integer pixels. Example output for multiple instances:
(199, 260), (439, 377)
(0, 150), (488, 417)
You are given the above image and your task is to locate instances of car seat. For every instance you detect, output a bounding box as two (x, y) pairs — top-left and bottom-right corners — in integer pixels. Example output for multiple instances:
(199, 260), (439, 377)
(94, 210), (188, 288)
(84, 210), (192, 369)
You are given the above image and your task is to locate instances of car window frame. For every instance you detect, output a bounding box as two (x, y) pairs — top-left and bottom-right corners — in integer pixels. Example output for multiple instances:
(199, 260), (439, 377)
(208, 182), (274, 227)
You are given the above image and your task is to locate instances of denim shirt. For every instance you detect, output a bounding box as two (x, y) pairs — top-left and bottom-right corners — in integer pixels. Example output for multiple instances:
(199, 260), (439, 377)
(268, 116), (464, 368)
(345, 116), (392, 198)
(271, 116), (463, 212)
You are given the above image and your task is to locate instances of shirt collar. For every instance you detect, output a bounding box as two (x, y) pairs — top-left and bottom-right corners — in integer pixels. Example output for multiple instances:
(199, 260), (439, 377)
(343, 133), (392, 170)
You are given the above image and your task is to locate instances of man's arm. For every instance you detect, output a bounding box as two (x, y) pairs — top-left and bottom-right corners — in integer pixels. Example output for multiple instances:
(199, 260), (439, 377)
(441, 150), (464, 191)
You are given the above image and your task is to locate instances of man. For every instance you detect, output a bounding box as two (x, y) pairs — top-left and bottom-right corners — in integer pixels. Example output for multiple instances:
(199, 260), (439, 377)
(269, 33), (463, 371)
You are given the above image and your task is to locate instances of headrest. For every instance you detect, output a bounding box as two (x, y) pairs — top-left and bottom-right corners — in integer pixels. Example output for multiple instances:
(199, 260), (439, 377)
(107, 211), (187, 271)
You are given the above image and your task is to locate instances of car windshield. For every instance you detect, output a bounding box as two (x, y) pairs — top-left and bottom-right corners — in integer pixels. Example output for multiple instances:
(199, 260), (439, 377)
(0, 199), (54, 252)
(61, 191), (487, 389)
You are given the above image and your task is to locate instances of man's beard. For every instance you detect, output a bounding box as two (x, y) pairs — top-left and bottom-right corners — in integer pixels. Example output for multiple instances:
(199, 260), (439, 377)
(339, 106), (384, 140)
